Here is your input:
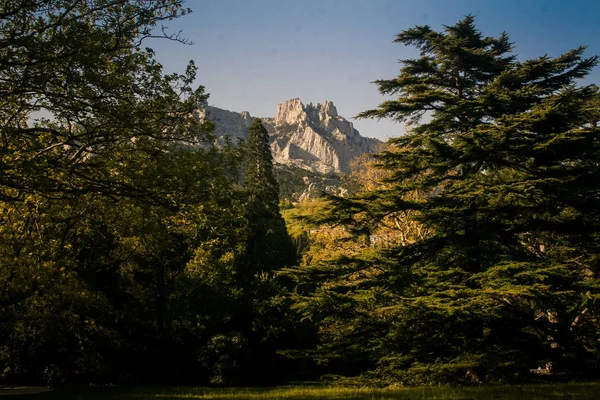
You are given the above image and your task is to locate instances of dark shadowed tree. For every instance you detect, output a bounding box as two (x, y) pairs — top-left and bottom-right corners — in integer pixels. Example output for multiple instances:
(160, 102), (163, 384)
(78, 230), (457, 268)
(0, 0), (236, 385)
(243, 118), (297, 275)
(192, 118), (297, 385)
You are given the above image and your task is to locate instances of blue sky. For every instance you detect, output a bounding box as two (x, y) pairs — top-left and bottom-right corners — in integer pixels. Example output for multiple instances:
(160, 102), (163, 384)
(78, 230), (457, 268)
(150, 0), (600, 140)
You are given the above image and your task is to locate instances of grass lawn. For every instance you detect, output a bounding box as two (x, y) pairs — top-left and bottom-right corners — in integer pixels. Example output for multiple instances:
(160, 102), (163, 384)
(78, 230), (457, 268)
(1, 382), (599, 400)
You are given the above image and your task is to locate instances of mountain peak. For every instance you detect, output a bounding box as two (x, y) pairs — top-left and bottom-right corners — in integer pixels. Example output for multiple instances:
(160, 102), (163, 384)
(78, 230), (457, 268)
(275, 98), (341, 126)
(201, 99), (381, 174)
(275, 98), (305, 125)
(312, 100), (338, 117)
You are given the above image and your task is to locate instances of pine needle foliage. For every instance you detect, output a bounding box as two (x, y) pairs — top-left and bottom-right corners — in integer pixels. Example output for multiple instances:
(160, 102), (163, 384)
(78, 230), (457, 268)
(291, 15), (600, 385)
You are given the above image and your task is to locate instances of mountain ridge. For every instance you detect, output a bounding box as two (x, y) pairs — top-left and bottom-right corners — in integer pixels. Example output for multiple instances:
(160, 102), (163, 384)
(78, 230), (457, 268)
(199, 98), (381, 175)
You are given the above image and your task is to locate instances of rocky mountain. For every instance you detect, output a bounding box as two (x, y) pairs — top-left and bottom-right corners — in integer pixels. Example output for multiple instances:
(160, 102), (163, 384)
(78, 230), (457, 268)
(199, 98), (381, 175)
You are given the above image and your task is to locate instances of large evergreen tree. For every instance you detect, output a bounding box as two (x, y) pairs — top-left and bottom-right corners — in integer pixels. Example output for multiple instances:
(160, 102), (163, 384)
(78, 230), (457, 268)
(243, 118), (296, 274)
(190, 118), (297, 385)
(293, 16), (600, 384)
(239, 118), (297, 384)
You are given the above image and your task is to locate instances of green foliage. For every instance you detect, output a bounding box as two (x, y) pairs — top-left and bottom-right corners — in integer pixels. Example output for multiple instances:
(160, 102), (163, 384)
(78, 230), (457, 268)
(6, 2), (599, 388)
(185, 119), (297, 386)
(0, 0), (252, 386)
(0, 0), (209, 203)
(290, 15), (600, 384)
(243, 119), (297, 274)
(0, 6), (300, 385)
(0, 142), (245, 384)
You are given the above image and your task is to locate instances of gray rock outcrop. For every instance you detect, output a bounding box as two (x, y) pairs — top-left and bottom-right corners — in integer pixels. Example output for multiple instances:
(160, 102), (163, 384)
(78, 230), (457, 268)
(196, 106), (253, 143)
(200, 98), (381, 175)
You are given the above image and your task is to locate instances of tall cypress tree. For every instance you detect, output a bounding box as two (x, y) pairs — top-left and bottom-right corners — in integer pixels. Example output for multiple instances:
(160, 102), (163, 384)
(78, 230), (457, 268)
(202, 118), (296, 385)
(293, 16), (600, 384)
(243, 118), (296, 275)
(241, 118), (297, 383)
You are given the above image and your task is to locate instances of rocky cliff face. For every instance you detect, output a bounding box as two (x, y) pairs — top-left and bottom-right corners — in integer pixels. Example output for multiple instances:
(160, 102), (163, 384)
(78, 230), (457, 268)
(197, 106), (254, 143)
(200, 99), (381, 175)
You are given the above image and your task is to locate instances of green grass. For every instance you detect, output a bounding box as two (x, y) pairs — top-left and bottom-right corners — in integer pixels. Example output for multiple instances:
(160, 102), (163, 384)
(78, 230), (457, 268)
(3, 382), (600, 400)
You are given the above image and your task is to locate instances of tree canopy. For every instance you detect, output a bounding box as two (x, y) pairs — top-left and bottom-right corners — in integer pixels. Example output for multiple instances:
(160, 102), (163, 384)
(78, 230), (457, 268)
(2, 5), (599, 388)
(0, 0), (209, 203)
(0, 0), (246, 385)
(290, 15), (600, 384)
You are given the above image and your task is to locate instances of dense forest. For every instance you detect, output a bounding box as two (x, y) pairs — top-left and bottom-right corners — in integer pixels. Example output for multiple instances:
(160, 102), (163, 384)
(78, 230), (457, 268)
(1, 1), (599, 387)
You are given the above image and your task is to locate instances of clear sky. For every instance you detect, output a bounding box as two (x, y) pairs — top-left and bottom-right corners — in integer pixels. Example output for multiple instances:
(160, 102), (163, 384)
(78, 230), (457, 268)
(150, 0), (600, 141)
